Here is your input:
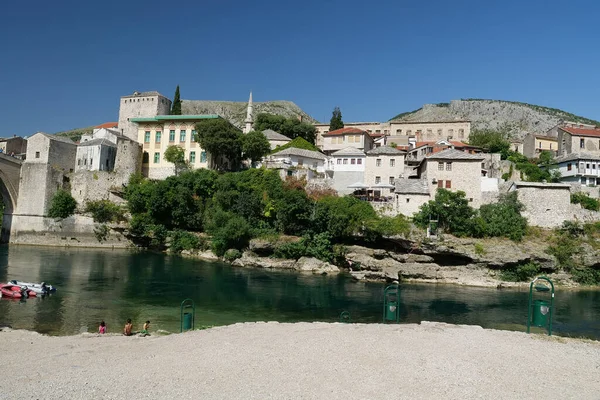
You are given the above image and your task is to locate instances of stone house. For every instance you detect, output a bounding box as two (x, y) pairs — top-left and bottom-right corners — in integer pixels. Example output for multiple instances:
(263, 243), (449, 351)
(394, 179), (430, 216)
(118, 91), (172, 141)
(510, 139), (524, 155)
(508, 182), (571, 228)
(0, 136), (27, 158)
(365, 146), (406, 197)
(405, 139), (482, 166)
(314, 122), (386, 149)
(417, 148), (484, 207)
(262, 129), (291, 150)
(321, 127), (375, 155)
(131, 115), (219, 179)
(552, 152), (600, 186)
(388, 120), (471, 142)
(328, 147), (366, 195)
(523, 133), (558, 158)
(264, 147), (327, 181)
(557, 125), (600, 157)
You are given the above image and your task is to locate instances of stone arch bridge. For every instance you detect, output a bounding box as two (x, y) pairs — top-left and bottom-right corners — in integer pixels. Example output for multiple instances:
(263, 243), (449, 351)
(0, 154), (22, 241)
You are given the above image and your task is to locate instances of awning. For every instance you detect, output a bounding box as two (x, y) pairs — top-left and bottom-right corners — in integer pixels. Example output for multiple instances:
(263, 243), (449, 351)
(372, 183), (395, 189)
(347, 182), (369, 189)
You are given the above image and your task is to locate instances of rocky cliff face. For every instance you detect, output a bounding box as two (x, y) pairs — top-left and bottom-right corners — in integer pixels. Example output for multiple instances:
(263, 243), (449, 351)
(181, 100), (318, 129)
(391, 99), (600, 139)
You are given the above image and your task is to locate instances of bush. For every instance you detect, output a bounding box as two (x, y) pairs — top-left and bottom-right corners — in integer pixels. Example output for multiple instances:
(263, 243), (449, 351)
(479, 192), (528, 241)
(93, 224), (110, 242)
(500, 262), (540, 282)
(223, 249), (242, 262)
(85, 200), (125, 223)
(474, 243), (486, 256)
(413, 189), (477, 237)
(571, 192), (600, 211)
(571, 267), (600, 285)
(47, 190), (77, 219)
(273, 233), (335, 263)
(169, 230), (200, 254)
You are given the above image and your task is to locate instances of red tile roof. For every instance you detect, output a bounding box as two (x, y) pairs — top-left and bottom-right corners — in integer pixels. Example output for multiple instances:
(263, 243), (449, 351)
(413, 140), (474, 148)
(323, 127), (368, 136)
(96, 122), (118, 129)
(560, 126), (600, 138)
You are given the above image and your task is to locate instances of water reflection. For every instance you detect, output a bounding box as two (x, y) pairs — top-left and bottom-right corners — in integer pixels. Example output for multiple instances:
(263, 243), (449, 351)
(0, 245), (598, 339)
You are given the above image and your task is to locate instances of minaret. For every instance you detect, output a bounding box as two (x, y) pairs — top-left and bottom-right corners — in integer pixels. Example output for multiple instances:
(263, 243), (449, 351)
(244, 91), (253, 134)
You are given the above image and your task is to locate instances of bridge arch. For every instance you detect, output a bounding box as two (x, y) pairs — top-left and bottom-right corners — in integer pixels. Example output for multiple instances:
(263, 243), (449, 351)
(0, 154), (22, 242)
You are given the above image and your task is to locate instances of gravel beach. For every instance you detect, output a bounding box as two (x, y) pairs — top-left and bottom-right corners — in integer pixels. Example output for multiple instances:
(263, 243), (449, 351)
(0, 322), (598, 399)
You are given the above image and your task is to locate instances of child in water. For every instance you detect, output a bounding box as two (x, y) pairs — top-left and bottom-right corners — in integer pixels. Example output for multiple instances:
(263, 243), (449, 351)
(141, 320), (150, 336)
(98, 321), (106, 334)
(123, 319), (133, 336)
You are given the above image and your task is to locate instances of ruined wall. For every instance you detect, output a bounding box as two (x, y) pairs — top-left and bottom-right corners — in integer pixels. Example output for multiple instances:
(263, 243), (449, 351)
(516, 186), (571, 228)
(15, 164), (64, 216)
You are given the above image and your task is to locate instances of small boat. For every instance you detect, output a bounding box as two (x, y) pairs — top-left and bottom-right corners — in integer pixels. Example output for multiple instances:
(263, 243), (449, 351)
(0, 284), (29, 299)
(9, 280), (55, 294)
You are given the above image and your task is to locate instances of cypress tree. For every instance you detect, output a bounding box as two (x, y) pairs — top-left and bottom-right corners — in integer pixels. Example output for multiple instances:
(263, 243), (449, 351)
(171, 85), (182, 115)
(329, 106), (344, 131)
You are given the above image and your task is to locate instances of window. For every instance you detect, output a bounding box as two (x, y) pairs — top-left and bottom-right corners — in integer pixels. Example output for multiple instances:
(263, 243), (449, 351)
(469, 198), (473, 202)
(375, 176), (381, 184)
(587, 163), (590, 169)
(426, 129), (433, 136)
(200, 151), (207, 163)
(567, 163), (572, 171)
(438, 162), (444, 171)
(189, 151), (196, 163)
(90, 158), (93, 166)
(406, 198), (410, 203)
(446, 162), (452, 171)
(407, 130), (412, 135)
(581, 177), (586, 184)
(169, 130), (175, 142)
(437, 129), (443, 136)
(313, 162), (318, 168)
(458, 129), (465, 139)
(84, 158), (87, 165)
(191, 130), (196, 142)
(396, 129), (402, 134)
(155, 131), (161, 143)
(376, 159), (382, 167)
(448, 129), (454, 137)
(593, 165), (596, 170)
(180, 130), (186, 142)
(481, 162), (486, 169)
(390, 159), (395, 167)
(550, 143), (553, 150)
(580, 138), (585, 149)
(376, 130), (381, 133)
(351, 158), (356, 165)
(337, 159), (342, 165)
(437, 180), (443, 188)
(35, 151), (40, 158)
(144, 131), (151, 143)
(142, 152), (149, 163)
(77, 159), (81, 166)
(445, 180), (452, 188)
(357, 158), (362, 165)
(389, 177), (394, 185)
(539, 142), (542, 149)
(153, 152), (160, 164)
(298, 158), (303, 166)
(343, 158), (348, 165)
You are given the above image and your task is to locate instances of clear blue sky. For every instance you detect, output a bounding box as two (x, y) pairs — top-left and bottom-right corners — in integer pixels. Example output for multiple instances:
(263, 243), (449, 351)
(1, 0), (599, 135)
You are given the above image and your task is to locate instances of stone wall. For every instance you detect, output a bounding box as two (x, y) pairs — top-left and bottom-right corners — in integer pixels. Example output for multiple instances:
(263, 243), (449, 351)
(423, 159), (483, 207)
(9, 214), (131, 248)
(118, 92), (171, 141)
(515, 184), (571, 228)
(331, 170), (365, 195)
(15, 164), (64, 216)
(394, 193), (430, 216)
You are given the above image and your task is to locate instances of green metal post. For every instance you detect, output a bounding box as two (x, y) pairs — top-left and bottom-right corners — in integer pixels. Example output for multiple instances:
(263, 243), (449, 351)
(526, 277), (554, 336)
(180, 298), (195, 333)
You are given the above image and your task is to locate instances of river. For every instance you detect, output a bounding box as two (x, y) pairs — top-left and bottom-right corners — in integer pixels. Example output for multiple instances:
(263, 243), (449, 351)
(0, 245), (598, 338)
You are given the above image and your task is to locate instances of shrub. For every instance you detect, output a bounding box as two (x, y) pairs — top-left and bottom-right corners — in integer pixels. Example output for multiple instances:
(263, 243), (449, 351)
(169, 230), (200, 254)
(93, 224), (110, 242)
(48, 190), (77, 219)
(85, 200), (125, 223)
(223, 249), (242, 262)
(571, 192), (600, 211)
(413, 189), (477, 237)
(571, 267), (600, 285)
(478, 192), (528, 241)
(500, 262), (540, 282)
(273, 233), (335, 263)
(474, 243), (486, 256)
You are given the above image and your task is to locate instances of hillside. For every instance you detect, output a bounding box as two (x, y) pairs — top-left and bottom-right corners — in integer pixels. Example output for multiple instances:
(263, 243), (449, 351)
(54, 126), (95, 142)
(181, 100), (318, 129)
(390, 99), (600, 139)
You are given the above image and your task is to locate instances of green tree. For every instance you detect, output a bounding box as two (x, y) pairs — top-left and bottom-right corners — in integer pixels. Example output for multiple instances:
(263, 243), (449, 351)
(413, 189), (477, 237)
(271, 137), (320, 153)
(195, 118), (243, 171)
(254, 113), (317, 144)
(242, 130), (271, 165)
(164, 145), (189, 175)
(329, 107), (344, 131)
(85, 200), (125, 223)
(468, 129), (510, 158)
(479, 192), (528, 241)
(171, 85), (182, 115)
(48, 190), (77, 219)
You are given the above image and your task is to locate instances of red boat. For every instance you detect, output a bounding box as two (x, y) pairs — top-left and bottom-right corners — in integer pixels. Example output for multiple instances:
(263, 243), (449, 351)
(0, 284), (36, 298)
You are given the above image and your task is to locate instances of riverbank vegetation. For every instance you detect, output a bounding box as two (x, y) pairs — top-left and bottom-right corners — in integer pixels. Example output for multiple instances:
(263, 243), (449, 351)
(123, 168), (410, 261)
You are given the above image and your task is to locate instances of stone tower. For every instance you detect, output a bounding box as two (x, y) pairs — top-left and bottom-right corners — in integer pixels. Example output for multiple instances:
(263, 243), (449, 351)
(243, 91), (253, 134)
(118, 91), (172, 142)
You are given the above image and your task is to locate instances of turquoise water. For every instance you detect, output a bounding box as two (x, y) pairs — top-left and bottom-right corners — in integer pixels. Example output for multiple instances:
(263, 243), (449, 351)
(0, 245), (598, 338)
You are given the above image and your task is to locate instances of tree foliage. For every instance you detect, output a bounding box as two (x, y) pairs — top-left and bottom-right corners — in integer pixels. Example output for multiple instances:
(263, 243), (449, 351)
(271, 137), (320, 153)
(164, 145), (189, 175)
(254, 113), (317, 144)
(242, 130), (271, 165)
(468, 129), (510, 158)
(195, 118), (243, 171)
(171, 85), (182, 115)
(85, 200), (125, 223)
(507, 151), (561, 183)
(48, 190), (77, 219)
(329, 106), (344, 131)
(571, 192), (600, 211)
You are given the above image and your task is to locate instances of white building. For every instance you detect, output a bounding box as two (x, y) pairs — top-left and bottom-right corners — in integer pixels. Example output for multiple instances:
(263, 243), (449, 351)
(263, 129), (291, 150)
(75, 138), (117, 172)
(553, 152), (600, 186)
(328, 147), (366, 195)
(264, 147), (327, 181)
(365, 146), (406, 197)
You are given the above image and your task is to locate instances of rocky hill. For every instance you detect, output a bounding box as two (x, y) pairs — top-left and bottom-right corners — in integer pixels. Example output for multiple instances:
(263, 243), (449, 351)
(391, 99), (600, 139)
(181, 99), (318, 129)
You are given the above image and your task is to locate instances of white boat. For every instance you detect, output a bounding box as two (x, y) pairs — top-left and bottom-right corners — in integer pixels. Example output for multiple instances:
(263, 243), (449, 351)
(8, 280), (55, 294)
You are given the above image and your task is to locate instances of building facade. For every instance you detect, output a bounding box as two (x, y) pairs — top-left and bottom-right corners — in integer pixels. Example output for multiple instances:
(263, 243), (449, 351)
(75, 139), (117, 172)
(364, 146), (406, 196)
(328, 147), (366, 195)
(557, 125), (600, 157)
(264, 147), (327, 181)
(131, 115), (219, 179)
(523, 133), (558, 158)
(118, 91), (172, 142)
(553, 153), (600, 186)
(321, 127), (375, 155)
(0, 136), (27, 158)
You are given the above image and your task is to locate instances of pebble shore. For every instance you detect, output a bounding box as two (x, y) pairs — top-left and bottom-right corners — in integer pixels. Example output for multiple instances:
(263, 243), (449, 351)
(0, 322), (598, 399)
